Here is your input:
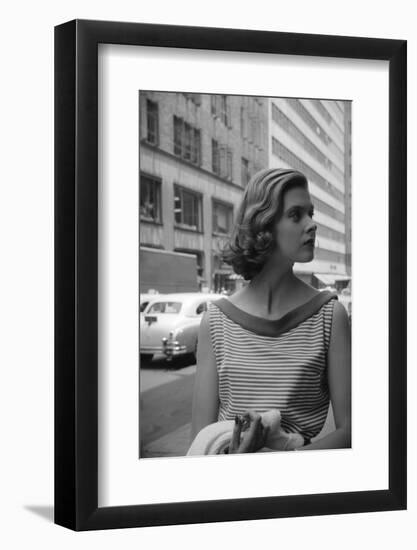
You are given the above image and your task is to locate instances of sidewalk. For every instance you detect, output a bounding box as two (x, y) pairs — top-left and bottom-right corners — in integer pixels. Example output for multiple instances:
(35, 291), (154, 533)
(142, 422), (191, 458)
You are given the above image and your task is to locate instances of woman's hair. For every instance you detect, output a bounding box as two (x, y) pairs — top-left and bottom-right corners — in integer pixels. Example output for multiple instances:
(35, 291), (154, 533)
(222, 168), (308, 280)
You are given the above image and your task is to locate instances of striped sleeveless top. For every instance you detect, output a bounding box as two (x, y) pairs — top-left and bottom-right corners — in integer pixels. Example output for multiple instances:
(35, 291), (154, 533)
(208, 292), (337, 441)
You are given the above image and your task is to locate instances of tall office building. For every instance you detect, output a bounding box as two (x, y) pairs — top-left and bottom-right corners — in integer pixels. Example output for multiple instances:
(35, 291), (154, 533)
(268, 97), (351, 288)
(139, 92), (268, 292)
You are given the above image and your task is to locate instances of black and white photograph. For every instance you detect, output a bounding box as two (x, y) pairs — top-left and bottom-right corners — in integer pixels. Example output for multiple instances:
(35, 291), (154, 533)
(139, 92), (352, 458)
(1, 0), (411, 542)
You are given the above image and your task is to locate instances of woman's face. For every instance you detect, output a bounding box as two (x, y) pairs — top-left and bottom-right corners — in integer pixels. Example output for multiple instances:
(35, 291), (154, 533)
(274, 186), (317, 264)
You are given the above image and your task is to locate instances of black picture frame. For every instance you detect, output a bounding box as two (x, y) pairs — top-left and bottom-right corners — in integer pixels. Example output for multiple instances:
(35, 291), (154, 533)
(55, 19), (407, 531)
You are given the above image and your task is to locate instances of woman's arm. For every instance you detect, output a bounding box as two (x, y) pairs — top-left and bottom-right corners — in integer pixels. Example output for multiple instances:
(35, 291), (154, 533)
(190, 311), (219, 442)
(299, 300), (351, 451)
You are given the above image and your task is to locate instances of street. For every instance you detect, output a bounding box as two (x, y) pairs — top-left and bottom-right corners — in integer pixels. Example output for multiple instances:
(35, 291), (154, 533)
(139, 354), (196, 458)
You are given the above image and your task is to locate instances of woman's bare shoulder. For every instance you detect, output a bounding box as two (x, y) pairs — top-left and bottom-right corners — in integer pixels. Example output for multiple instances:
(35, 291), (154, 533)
(331, 300), (350, 325)
(226, 288), (247, 306)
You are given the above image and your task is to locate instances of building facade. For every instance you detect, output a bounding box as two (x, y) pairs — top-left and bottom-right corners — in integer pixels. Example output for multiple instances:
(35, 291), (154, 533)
(139, 91), (352, 293)
(139, 92), (268, 292)
(268, 97), (352, 288)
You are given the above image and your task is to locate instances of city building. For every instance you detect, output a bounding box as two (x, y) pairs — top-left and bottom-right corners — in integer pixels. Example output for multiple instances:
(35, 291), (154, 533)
(139, 92), (352, 294)
(139, 92), (268, 292)
(268, 97), (352, 289)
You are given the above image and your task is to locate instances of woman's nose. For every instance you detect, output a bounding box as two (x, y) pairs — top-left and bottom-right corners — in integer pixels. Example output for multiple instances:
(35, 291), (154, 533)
(306, 219), (317, 233)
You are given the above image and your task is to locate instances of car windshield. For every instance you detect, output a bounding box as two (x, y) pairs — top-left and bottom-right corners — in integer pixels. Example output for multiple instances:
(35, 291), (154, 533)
(147, 301), (182, 314)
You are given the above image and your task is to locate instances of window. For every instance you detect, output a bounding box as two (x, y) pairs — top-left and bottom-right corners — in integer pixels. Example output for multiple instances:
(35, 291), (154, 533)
(192, 130), (201, 166)
(140, 301), (150, 313)
(271, 137), (345, 203)
(213, 141), (233, 180)
(220, 96), (228, 126)
(173, 116), (201, 165)
(140, 173), (161, 223)
(227, 150), (233, 181)
(272, 103), (343, 177)
(213, 200), (233, 234)
(196, 302), (208, 315)
(174, 186), (202, 231)
(212, 139), (220, 175)
(286, 98), (344, 159)
(220, 148), (233, 180)
(211, 95), (231, 127)
(241, 157), (250, 187)
(146, 100), (159, 145)
(148, 301), (182, 314)
(314, 100), (332, 124)
(184, 122), (192, 161)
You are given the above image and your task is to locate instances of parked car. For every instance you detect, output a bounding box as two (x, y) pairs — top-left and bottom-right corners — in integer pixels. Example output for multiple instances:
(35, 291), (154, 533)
(140, 292), (220, 361)
(140, 292), (161, 313)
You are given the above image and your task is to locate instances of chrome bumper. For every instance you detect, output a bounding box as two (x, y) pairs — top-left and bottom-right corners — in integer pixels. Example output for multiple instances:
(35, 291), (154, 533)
(162, 333), (187, 359)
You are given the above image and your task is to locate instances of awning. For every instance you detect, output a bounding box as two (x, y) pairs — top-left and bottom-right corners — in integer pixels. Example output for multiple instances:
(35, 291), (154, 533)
(314, 273), (351, 286)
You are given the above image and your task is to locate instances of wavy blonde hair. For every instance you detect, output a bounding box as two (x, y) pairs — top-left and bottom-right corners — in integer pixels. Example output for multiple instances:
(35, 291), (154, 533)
(222, 168), (308, 280)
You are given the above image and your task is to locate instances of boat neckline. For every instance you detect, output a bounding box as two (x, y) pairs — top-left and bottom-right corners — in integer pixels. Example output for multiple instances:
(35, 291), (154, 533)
(212, 291), (337, 337)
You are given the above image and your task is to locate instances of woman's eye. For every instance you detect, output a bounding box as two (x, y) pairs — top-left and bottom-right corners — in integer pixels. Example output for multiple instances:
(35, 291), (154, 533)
(290, 212), (300, 221)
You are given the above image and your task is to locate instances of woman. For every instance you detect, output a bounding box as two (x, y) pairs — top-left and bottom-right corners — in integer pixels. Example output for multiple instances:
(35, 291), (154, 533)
(191, 168), (351, 454)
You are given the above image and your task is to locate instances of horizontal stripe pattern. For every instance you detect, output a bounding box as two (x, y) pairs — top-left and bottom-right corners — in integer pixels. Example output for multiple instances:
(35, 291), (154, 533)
(209, 298), (336, 440)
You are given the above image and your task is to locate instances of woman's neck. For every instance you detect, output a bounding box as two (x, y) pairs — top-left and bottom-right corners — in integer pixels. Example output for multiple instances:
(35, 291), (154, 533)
(248, 259), (297, 315)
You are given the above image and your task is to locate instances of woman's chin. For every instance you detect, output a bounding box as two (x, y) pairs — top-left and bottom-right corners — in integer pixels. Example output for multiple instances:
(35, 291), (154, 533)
(297, 249), (315, 263)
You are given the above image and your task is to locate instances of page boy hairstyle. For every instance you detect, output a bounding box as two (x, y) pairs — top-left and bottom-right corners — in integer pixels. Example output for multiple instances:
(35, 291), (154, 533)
(222, 168), (308, 280)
